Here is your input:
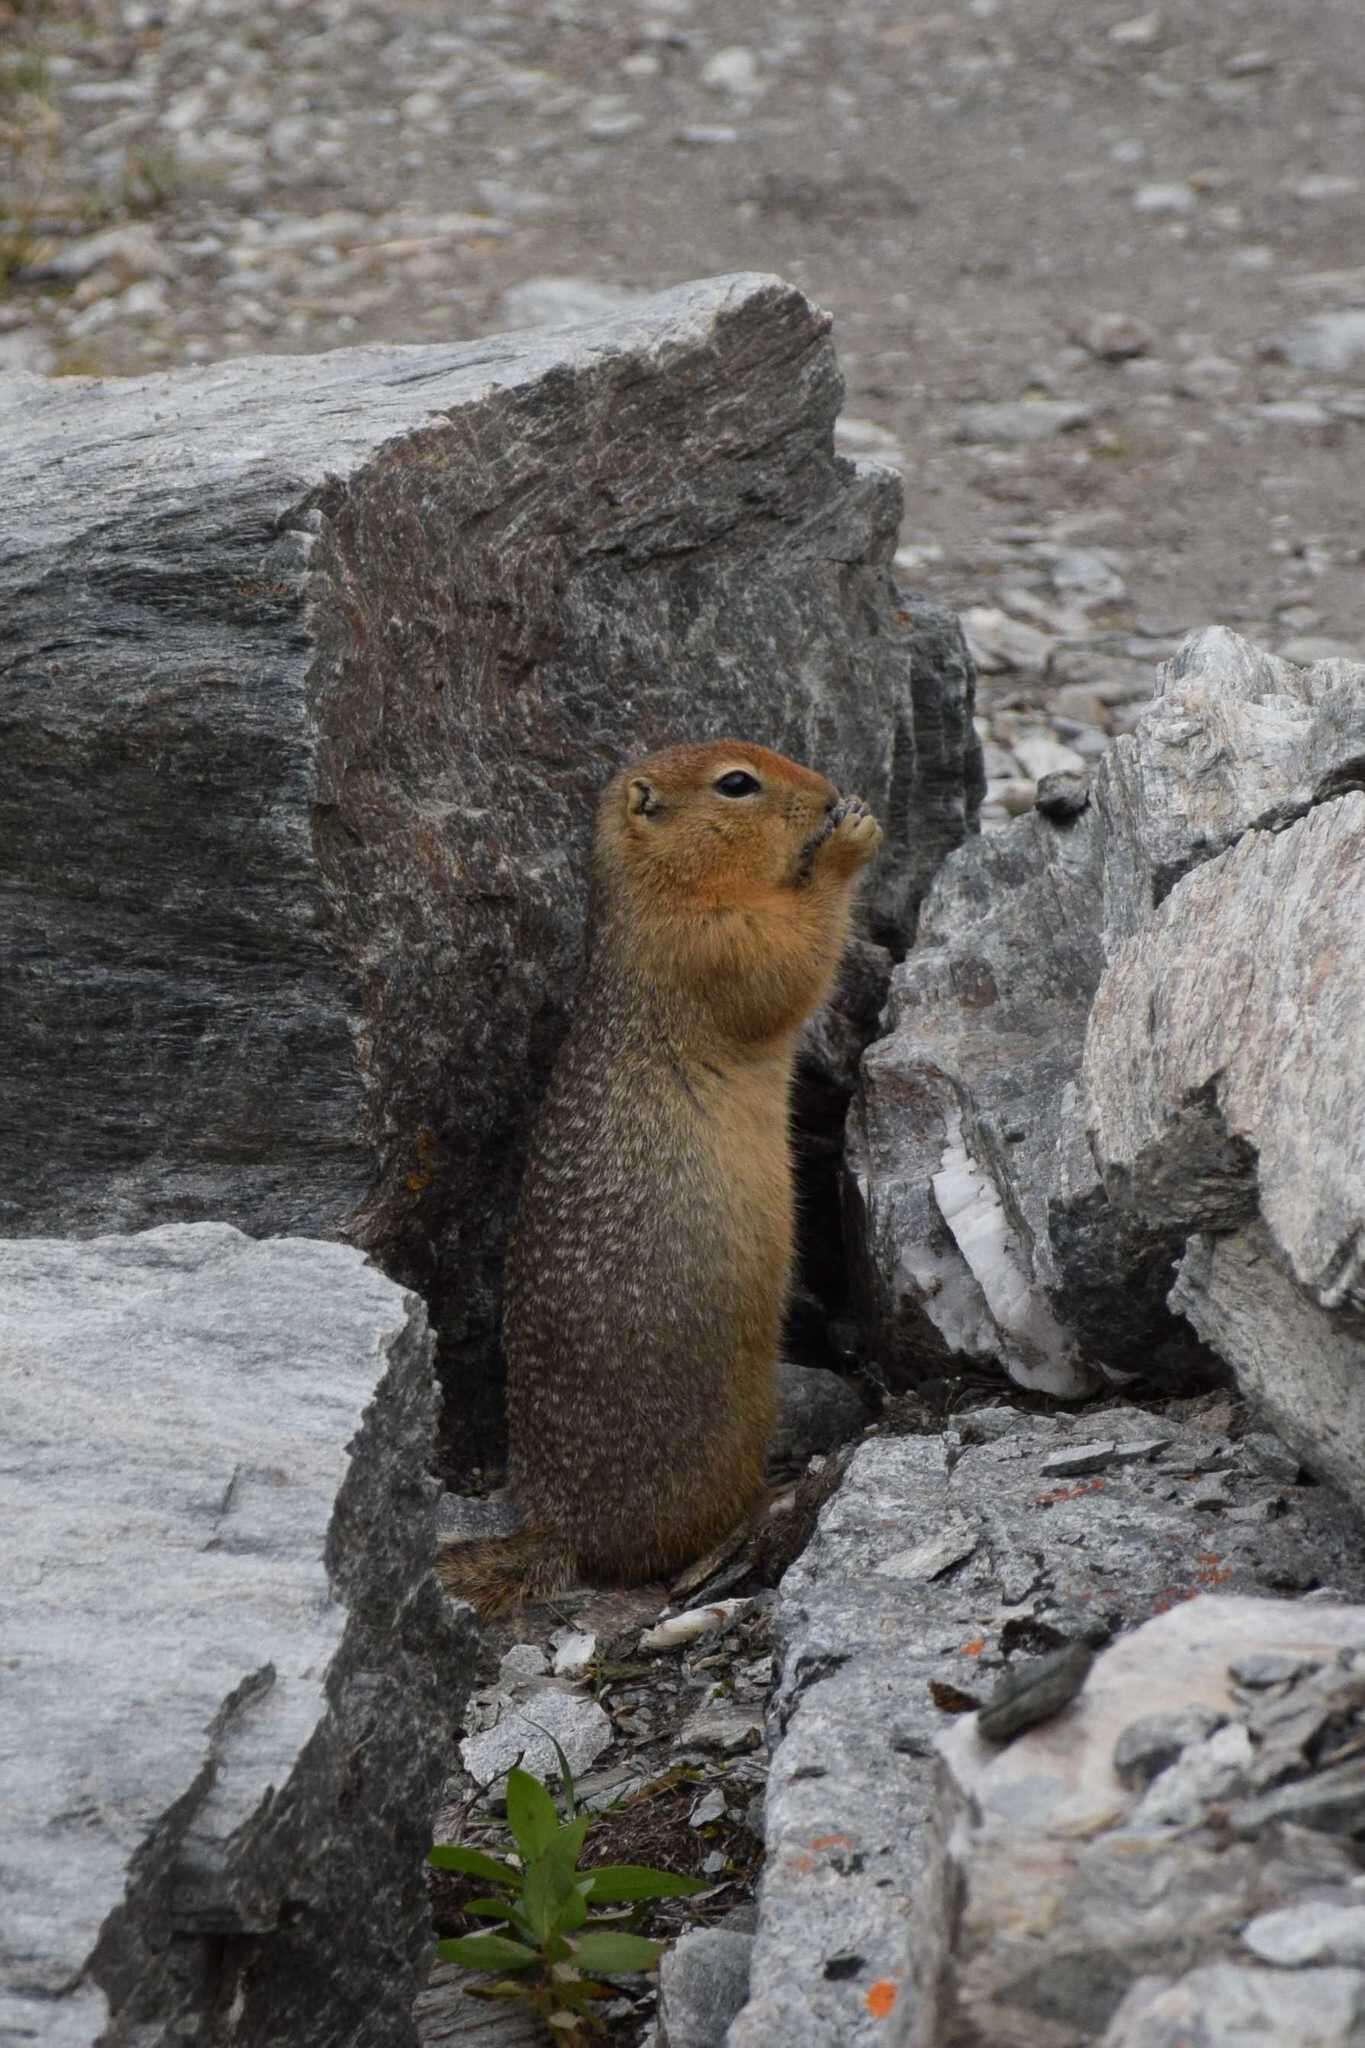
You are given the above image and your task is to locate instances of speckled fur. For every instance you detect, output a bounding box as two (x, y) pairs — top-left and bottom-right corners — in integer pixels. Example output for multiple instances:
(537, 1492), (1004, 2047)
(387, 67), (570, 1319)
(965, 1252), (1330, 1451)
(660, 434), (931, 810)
(439, 741), (880, 1614)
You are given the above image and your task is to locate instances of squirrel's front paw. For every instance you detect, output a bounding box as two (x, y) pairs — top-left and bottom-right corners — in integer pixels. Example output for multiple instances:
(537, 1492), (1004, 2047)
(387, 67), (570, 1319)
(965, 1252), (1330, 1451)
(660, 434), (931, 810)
(828, 795), (883, 866)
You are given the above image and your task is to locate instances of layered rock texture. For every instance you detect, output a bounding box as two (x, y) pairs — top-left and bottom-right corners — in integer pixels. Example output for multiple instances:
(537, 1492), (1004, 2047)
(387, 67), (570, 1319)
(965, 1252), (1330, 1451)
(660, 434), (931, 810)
(851, 629), (1365, 1479)
(1, 272), (983, 1457)
(912, 1596), (1365, 2048)
(727, 1402), (1365, 2047)
(0, 1223), (473, 2048)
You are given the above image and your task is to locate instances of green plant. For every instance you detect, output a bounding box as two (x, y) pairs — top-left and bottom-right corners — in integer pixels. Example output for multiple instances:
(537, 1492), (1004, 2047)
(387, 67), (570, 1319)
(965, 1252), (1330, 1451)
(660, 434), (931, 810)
(429, 1747), (706, 2040)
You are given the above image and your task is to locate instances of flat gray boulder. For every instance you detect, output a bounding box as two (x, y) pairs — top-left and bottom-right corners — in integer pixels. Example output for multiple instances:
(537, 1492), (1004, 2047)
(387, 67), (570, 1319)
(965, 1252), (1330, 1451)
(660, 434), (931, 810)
(0, 273), (982, 1455)
(0, 1223), (472, 2048)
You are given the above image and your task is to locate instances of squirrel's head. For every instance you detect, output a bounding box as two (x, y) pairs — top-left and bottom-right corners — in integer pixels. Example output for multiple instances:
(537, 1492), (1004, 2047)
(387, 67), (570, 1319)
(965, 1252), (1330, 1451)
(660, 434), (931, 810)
(594, 740), (841, 912)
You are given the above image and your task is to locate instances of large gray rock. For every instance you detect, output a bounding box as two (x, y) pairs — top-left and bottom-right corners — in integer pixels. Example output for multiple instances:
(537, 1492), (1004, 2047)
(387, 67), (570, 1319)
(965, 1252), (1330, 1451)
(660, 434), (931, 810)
(850, 627), (1365, 1412)
(727, 1406), (1365, 2048)
(0, 274), (982, 1458)
(1172, 1223), (1365, 1510)
(907, 1596), (1365, 2048)
(0, 1223), (473, 2048)
(1087, 793), (1365, 1308)
(1088, 792), (1365, 1507)
(847, 802), (1113, 1396)
(1096, 624), (1365, 946)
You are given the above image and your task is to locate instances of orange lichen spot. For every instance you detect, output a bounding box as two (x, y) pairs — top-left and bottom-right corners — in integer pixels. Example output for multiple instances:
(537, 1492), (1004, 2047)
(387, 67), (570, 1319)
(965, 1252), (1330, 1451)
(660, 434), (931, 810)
(810, 1832), (854, 1854)
(865, 1979), (898, 2019)
(961, 1637), (987, 1657)
(1034, 1478), (1106, 1507)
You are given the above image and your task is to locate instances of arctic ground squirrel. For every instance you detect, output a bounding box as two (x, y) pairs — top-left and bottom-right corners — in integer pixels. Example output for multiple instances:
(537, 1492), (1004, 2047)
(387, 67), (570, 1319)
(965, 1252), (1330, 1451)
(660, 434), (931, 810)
(438, 739), (881, 1614)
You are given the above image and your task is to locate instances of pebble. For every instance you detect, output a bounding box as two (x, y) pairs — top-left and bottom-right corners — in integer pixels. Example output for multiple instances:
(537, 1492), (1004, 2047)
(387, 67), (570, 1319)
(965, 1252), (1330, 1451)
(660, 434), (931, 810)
(551, 1629), (597, 1678)
(956, 399), (1093, 444)
(700, 46), (760, 95)
(1270, 310), (1365, 375)
(1012, 733), (1086, 782)
(978, 1643), (1094, 1744)
(961, 605), (1055, 673)
(1132, 181), (1196, 213)
(675, 124), (742, 145)
(678, 1702), (765, 1754)
(1109, 11), (1163, 47)
(499, 1642), (549, 1682)
(690, 1787), (727, 1827)
(1293, 175), (1361, 203)
(1076, 310), (1155, 362)
(1035, 769), (1090, 820)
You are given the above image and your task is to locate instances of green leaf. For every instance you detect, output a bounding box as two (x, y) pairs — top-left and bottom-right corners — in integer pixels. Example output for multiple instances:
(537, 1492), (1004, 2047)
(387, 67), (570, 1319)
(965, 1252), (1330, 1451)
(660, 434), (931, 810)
(582, 1864), (710, 1902)
(518, 1717), (582, 1817)
(460, 1897), (520, 1922)
(558, 1877), (590, 1933)
(571, 1930), (664, 1974)
(428, 1844), (519, 1886)
(521, 1852), (568, 1945)
(506, 1767), (560, 1861)
(436, 1933), (540, 1973)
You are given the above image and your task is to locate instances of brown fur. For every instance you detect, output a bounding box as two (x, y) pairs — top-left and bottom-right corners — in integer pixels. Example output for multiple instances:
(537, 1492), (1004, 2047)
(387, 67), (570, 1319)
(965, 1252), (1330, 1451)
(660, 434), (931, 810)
(438, 741), (881, 1615)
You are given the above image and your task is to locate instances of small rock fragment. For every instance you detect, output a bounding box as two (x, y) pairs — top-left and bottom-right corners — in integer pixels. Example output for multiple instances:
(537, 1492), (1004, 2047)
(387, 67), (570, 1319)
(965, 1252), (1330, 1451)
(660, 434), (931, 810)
(689, 1788), (727, 1828)
(1240, 1432), (1302, 1484)
(500, 1643), (549, 1683)
(658, 1926), (754, 2048)
(1242, 1900), (1365, 1967)
(640, 1597), (755, 1652)
(875, 1510), (979, 1582)
(1078, 310), (1156, 361)
(1024, 762), (1089, 817)
(460, 1690), (613, 1788)
(1109, 11), (1163, 46)
(960, 605), (1055, 673)
(978, 1643), (1094, 1744)
(956, 400), (1093, 444)
(551, 1630), (597, 1679)
(678, 1703), (765, 1755)
(1229, 1651), (1320, 1689)
(1109, 1435), (1175, 1463)
(1133, 181), (1196, 213)
(700, 46), (760, 94)
(1041, 1441), (1117, 1478)
(1130, 1721), (1254, 1826)
(1113, 1705), (1229, 1789)
(1268, 309), (1365, 375)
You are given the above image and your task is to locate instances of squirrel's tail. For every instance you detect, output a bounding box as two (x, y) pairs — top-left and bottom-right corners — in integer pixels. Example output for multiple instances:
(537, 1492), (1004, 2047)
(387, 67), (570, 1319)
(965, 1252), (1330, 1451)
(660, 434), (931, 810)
(435, 1528), (579, 1618)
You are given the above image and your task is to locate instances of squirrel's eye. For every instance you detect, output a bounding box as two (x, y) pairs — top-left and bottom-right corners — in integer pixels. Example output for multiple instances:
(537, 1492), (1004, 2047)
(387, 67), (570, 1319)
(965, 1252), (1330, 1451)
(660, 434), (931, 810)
(713, 770), (761, 798)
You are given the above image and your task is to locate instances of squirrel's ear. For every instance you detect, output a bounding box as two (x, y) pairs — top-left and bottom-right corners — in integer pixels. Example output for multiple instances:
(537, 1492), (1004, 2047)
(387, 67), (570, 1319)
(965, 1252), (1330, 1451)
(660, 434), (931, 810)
(627, 777), (659, 818)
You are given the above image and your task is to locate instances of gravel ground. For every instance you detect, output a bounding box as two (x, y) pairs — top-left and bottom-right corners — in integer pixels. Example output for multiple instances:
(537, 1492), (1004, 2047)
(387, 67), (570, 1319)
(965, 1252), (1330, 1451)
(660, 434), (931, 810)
(4, 0), (1364, 815)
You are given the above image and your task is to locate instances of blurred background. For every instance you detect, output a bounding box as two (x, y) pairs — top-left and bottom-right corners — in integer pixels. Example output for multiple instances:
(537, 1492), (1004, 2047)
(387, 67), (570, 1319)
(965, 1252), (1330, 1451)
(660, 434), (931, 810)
(5, 0), (1363, 810)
